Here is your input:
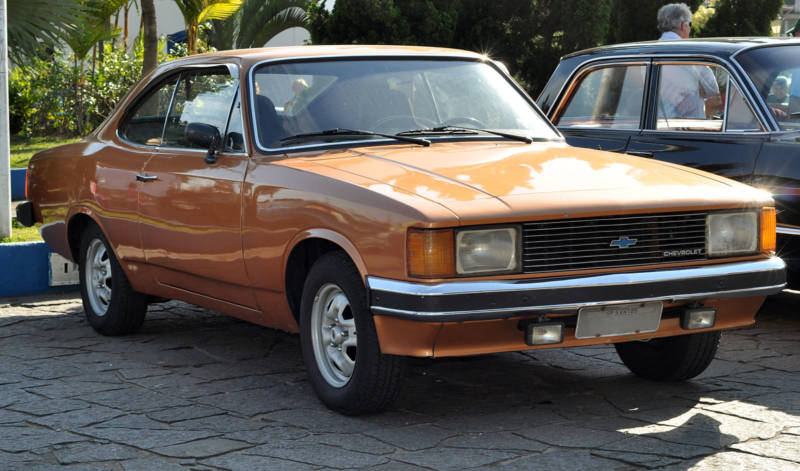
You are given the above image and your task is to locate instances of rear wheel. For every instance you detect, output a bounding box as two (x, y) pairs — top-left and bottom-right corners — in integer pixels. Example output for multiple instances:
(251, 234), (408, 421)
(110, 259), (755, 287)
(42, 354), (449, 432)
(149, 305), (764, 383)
(79, 224), (148, 336)
(299, 251), (405, 415)
(615, 331), (720, 381)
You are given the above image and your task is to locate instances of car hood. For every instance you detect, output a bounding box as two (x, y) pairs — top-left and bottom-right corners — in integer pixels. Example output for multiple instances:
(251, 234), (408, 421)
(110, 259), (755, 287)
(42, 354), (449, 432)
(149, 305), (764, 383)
(284, 141), (772, 223)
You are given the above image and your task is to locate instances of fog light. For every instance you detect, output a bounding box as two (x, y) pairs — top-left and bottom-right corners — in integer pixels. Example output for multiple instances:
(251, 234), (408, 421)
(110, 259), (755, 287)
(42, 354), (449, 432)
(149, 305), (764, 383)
(526, 322), (564, 345)
(682, 308), (717, 330)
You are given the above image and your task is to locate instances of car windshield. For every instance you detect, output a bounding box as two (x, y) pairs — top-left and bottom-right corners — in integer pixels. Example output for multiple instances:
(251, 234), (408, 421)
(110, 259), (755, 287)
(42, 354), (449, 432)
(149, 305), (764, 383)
(250, 58), (559, 149)
(736, 44), (800, 131)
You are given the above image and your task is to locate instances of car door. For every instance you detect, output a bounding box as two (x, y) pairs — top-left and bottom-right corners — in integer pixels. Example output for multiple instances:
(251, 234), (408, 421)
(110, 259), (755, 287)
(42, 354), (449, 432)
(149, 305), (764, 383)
(551, 62), (649, 152)
(626, 60), (768, 181)
(137, 66), (257, 308)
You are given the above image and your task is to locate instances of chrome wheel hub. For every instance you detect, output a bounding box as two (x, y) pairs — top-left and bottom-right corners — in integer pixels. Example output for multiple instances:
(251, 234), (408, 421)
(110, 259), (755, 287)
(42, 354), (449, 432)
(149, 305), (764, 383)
(85, 239), (112, 316)
(310, 283), (357, 388)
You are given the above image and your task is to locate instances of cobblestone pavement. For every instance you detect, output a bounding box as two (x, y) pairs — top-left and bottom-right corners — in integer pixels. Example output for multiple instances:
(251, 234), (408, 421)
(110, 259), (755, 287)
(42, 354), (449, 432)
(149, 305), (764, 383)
(0, 291), (798, 471)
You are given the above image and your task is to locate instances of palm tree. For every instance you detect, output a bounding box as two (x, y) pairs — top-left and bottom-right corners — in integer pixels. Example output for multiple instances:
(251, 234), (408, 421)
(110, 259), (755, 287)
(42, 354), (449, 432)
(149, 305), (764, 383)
(208, 0), (308, 50)
(141, 0), (157, 75)
(172, 0), (242, 54)
(6, 0), (85, 62)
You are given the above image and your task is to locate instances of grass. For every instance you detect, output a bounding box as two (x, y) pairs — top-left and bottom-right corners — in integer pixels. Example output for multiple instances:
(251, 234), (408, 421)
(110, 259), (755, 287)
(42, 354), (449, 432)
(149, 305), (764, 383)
(10, 135), (81, 169)
(1, 219), (43, 244)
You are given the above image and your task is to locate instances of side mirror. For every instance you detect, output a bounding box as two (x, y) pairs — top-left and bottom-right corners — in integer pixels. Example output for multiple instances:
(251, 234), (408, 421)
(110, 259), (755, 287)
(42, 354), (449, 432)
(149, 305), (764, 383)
(185, 123), (221, 164)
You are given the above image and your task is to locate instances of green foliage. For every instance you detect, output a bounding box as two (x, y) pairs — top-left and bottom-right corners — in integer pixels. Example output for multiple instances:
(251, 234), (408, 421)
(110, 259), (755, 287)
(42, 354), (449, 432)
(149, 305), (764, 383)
(606, 0), (702, 44)
(10, 136), (81, 169)
(9, 39), (172, 139)
(1, 220), (43, 244)
(307, 0), (612, 95)
(6, 0), (86, 63)
(698, 0), (783, 37)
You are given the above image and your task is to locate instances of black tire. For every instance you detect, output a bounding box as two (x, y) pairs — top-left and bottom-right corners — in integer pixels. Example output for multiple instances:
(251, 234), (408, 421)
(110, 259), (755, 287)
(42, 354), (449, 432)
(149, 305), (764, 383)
(299, 251), (405, 415)
(78, 224), (148, 336)
(614, 331), (721, 381)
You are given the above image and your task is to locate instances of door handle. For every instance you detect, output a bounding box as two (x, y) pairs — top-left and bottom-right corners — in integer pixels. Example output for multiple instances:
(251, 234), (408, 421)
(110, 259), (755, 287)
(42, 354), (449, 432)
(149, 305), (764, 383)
(627, 151), (654, 158)
(136, 174), (158, 182)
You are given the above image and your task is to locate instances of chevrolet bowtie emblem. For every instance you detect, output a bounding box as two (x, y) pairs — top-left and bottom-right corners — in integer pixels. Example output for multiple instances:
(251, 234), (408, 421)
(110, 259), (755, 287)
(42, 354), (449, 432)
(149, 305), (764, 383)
(610, 236), (638, 248)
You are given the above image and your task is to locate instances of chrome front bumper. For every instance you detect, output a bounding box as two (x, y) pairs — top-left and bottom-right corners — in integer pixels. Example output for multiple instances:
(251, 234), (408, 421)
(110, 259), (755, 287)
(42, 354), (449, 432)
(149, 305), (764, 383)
(367, 257), (786, 322)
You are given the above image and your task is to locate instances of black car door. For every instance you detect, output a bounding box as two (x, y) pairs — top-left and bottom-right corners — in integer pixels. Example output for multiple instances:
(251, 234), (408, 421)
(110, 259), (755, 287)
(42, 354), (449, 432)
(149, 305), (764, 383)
(627, 60), (768, 181)
(551, 62), (649, 153)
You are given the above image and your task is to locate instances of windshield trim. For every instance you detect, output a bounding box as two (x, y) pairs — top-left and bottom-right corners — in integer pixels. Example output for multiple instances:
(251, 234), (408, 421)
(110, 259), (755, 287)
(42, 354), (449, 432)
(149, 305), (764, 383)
(247, 54), (562, 155)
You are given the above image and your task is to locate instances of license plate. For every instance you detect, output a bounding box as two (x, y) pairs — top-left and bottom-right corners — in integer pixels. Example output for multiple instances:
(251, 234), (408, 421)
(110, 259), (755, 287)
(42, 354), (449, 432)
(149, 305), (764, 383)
(575, 301), (662, 339)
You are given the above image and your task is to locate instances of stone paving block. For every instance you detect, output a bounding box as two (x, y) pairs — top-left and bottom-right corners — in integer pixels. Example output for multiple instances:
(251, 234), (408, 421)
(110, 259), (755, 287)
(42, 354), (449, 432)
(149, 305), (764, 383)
(441, 431), (549, 452)
(94, 414), (169, 430)
(80, 388), (191, 413)
(309, 432), (398, 455)
(730, 434), (800, 463)
(222, 425), (309, 445)
(121, 457), (192, 471)
(77, 427), (217, 450)
(0, 426), (85, 452)
(598, 434), (717, 459)
(152, 437), (251, 458)
(660, 451), (800, 471)
(201, 453), (316, 471)
(246, 442), (389, 468)
(53, 442), (142, 464)
(261, 408), (376, 434)
(472, 449), (626, 471)
(591, 450), (683, 469)
(7, 398), (89, 417)
(29, 406), (125, 430)
(515, 423), (625, 448)
(363, 424), (457, 451)
(27, 380), (125, 399)
(390, 447), (517, 470)
(146, 405), (225, 424)
(171, 414), (268, 433)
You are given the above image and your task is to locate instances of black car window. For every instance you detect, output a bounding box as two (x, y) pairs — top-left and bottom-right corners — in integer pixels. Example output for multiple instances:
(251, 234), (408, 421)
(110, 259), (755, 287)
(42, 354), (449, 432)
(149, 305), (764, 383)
(163, 68), (238, 149)
(119, 75), (179, 146)
(556, 65), (646, 130)
(223, 89), (245, 153)
(726, 80), (762, 132)
(656, 63), (726, 132)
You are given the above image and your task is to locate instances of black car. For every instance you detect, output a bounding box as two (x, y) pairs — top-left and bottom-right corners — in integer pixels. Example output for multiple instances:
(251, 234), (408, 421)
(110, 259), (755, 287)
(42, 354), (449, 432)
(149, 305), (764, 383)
(538, 38), (800, 279)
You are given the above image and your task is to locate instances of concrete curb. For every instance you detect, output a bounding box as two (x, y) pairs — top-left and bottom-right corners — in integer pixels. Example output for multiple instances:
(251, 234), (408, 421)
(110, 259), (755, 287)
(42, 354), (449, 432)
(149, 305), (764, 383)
(0, 241), (79, 298)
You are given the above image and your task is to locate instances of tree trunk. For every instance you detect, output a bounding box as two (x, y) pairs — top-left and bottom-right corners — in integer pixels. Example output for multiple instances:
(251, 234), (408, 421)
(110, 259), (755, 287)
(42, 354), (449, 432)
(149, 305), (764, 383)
(124, 3), (130, 47)
(188, 20), (198, 55)
(141, 0), (158, 75)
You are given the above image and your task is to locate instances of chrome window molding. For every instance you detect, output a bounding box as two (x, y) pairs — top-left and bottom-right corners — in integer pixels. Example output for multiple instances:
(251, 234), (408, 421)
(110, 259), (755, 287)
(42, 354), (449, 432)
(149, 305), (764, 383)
(247, 54), (562, 155)
(777, 225), (800, 236)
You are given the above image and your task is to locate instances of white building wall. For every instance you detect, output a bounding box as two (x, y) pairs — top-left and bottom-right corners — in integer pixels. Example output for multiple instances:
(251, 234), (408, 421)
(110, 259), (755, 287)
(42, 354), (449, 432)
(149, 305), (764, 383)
(123, 0), (310, 50)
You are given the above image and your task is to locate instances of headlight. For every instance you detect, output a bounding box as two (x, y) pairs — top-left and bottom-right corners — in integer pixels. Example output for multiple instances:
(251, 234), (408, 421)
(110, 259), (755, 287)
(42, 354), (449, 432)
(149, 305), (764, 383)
(456, 227), (520, 274)
(707, 212), (758, 256)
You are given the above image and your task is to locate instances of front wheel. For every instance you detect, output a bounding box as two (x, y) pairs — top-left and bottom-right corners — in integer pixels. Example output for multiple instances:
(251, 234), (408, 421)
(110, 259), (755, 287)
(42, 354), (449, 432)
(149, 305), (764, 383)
(79, 224), (148, 336)
(299, 252), (405, 415)
(614, 331), (721, 381)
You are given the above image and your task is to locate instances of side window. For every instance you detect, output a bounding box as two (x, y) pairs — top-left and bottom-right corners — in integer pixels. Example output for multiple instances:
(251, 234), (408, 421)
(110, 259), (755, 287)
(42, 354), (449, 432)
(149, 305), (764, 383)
(223, 89), (245, 152)
(557, 65), (646, 129)
(726, 80), (762, 132)
(120, 75), (178, 146)
(656, 63), (727, 132)
(163, 69), (238, 148)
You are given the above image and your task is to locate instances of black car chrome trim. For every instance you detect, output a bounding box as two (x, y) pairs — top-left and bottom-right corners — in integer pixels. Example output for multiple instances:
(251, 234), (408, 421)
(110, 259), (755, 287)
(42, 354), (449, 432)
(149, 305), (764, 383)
(247, 54), (562, 154)
(367, 257), (786, 322)
(777, 225), (800, 236)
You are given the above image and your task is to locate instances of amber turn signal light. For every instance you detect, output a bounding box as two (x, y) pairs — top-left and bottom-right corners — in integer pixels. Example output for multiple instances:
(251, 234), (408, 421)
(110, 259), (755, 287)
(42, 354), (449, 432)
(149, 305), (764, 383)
(407, 229), (455, 278)
(760, 207), (776, 254)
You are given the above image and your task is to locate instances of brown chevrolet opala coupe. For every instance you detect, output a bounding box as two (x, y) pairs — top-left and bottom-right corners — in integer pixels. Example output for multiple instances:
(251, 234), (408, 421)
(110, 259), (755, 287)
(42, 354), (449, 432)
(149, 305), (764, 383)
(17, 46), (786, 414)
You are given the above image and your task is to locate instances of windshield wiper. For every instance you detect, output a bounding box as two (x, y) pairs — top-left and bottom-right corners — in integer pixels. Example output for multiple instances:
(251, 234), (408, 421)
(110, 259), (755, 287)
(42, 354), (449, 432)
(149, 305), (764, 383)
(398, 126), (535, 144)
(279, 128), (430, 147)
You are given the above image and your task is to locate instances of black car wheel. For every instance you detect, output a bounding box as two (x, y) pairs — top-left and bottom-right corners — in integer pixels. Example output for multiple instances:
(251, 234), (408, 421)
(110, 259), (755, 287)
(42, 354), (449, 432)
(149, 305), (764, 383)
(615, 331), (720, 381)
(299, 251), (405, 415)
(79, 224), (148, 336)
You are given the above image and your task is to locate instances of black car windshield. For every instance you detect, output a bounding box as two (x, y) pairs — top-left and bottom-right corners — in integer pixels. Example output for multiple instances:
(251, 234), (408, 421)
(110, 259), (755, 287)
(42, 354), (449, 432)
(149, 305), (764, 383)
(250, 58), (559, 149)
(737, 44), (800, 130)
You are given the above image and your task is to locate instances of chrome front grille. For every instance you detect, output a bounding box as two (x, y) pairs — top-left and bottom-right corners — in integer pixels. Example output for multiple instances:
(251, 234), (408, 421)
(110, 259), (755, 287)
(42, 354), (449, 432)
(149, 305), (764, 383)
(522, 212), (708, 273)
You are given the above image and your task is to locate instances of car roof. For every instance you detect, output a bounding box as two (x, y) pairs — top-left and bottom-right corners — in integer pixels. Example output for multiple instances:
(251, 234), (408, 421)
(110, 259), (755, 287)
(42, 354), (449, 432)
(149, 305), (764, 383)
(161, 45), (487, 71)
(562, 37), (800, 61)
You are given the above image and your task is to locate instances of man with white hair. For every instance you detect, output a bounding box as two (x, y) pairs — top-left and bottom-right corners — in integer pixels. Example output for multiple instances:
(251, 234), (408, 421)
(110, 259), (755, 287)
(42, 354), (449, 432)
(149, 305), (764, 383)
(657, 3), (693, 40)
(656, 3), (720, 119)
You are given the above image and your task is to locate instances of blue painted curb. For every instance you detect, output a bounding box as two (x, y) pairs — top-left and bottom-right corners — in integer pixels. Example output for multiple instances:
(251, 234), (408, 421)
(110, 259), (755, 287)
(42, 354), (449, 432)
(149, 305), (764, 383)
(11, 168), (27, 201)
(0, 241), (79, 298)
